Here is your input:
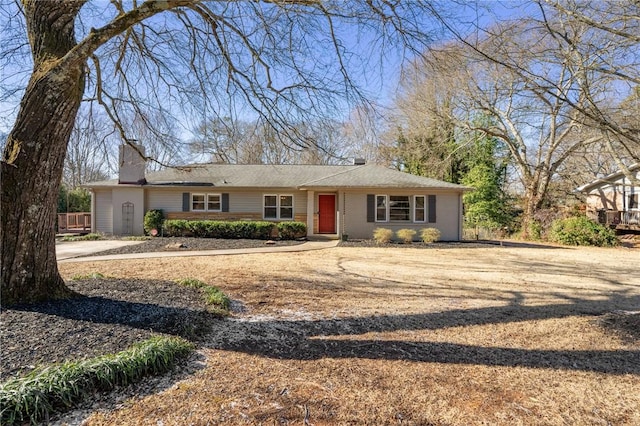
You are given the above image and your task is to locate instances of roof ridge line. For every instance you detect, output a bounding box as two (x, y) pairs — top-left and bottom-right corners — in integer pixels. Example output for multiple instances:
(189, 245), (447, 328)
(298, 164), (368, 187)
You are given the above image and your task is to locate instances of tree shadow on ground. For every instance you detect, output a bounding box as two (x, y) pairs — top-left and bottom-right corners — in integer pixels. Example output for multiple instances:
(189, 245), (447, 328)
(4, 282), (639, 378)
(10, 295), (216, 339)
(204, 291), (640, 375)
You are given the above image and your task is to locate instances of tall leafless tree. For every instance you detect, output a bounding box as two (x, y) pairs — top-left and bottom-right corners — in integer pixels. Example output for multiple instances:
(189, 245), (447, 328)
(0, 0), (443, 305)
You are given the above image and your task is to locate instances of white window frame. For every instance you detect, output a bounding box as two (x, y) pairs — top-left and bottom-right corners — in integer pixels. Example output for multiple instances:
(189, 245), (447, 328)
(279, 194), (294, 220)
(375, 195), (388, 222)
(207, 194), (222, 212)
(375, 194), (427, 223)
(191, 193), (221, 212)
(191, 193), (206, 212)
(414, 195), (426, 223)
(263, 194), (294, 220)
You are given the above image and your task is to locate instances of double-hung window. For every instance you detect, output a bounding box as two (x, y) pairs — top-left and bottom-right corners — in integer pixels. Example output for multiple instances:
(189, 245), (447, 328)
(207, 194), (221, 211)
(192, 193), (221, 212)
(389, 195), (410, 221)
(374, 194), (428, 222)
(264, 194), (293, 220)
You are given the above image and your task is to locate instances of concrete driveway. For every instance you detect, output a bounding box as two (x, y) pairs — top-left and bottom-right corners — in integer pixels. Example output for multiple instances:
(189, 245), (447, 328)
(55, 240), (144, 260)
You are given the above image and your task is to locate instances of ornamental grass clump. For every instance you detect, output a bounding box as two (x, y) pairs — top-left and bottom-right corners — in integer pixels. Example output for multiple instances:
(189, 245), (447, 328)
(0, 337), (193, 426)
(396, 229), (417, 244)
(176, 278), (230, 313)
(420, 228), (441, 243)
(373, 228), (394, 244)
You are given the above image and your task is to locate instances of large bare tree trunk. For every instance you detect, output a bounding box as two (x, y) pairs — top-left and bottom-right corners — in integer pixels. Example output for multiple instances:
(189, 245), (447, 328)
(1, 2), (84, 305)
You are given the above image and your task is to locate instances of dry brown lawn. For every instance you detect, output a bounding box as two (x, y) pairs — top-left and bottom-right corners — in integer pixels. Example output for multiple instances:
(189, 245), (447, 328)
(58, 243), (640, 425)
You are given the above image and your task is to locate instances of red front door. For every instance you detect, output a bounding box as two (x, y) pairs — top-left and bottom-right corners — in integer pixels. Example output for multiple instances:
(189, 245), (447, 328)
(318, 194), (336, 233)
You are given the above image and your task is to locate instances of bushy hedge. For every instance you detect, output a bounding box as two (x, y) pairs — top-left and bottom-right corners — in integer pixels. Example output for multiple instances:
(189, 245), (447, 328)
(163, 220), (306, 240)
(549, 216), (617, 247)
(277, 221), (307, 240)
(143, 209), (164, 235)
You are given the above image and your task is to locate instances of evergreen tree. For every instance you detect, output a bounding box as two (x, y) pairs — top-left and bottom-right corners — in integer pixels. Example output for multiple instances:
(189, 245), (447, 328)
(461, 124), (512, 230)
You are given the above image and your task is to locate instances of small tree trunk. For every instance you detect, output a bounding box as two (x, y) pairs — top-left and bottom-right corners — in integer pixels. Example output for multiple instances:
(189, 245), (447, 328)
(1, 2), (84, 306)
(520, 186), (543, 240)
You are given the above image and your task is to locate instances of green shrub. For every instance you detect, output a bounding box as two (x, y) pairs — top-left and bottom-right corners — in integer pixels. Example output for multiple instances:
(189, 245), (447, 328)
(396, 229), (416, 243)
(0, 337), (193, 426)
(277, 222), (307, 240)
(176, 278), (230, 313)
(373, 228), (394, 244)
(549, 216), (617, 247)
(143, 209), (164, 235)
(420, 228), (441, 243)
(162, 220), (276, 239)
(163, 219), (191, 237)
(528, 220), (543, 241)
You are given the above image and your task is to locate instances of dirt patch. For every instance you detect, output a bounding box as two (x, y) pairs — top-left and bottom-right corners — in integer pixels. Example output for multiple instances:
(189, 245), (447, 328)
(5, 244), (639, 425)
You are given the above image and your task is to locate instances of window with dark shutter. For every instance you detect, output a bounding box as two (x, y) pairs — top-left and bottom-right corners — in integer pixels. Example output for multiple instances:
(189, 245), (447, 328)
(428, 195), (437, 223)
(222, 193), (229, 212)
(366, 194), (375, 222)
(182, 192), (190, 212)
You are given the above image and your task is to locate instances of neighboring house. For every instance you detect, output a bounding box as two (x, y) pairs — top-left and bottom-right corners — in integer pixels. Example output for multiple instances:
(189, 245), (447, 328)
(577, 163), (640, 231)
(83, 144), (471, 240)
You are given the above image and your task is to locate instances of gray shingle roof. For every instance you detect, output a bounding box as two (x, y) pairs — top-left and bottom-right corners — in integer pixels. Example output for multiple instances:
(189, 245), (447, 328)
(85, 163), (470, 191)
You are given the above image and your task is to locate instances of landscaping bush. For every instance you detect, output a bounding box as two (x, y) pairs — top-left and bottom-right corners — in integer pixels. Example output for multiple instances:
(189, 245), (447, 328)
(0, 337), (193, 425)
(143, 209), (164, 235)
(396, 229), (416, 243)
(162, 220), (276, 239)
(277, 222), (307, 240)
(549, 216), (617, 247)
(420, 228), (441, 243)
(163, 219), (191, 237)
(373, 228), (394, 244)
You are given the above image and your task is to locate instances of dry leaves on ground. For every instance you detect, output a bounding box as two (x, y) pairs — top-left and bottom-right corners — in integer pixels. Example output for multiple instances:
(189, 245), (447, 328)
(54, 244), (640, 425)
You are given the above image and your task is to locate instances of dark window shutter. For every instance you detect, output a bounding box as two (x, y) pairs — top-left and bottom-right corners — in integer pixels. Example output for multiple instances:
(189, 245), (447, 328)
(366, 194), (375, 222)
(222, 193), (229, 212)
(428, 195), (437, 223)
(182, 192), (190, 212)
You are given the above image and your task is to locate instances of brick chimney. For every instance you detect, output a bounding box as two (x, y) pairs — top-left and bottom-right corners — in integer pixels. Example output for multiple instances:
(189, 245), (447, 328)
(118, 143), (147, 184)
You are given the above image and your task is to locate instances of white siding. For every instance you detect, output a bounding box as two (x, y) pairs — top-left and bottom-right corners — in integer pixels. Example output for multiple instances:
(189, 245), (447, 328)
(146, 189), (185, 213)
(112, 188), (145, 235)
(94, 189), (113, 234)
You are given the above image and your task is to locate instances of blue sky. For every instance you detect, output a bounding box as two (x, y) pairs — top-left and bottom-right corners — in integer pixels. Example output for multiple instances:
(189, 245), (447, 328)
(0, 1), (531, 139)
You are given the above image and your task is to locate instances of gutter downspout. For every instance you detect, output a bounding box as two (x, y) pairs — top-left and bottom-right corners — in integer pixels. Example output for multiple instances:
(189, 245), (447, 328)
(90, 189), (96, 233)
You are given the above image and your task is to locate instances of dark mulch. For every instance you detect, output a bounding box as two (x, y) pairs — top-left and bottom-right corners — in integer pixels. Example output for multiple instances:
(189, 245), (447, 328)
(0, 278), (220, 381)
(84, 237), (305, 257)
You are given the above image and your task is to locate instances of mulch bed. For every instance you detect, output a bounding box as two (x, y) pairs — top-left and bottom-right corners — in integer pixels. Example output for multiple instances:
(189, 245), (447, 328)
(83, 237), (305, 257)
(0, 278), (220, 382)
